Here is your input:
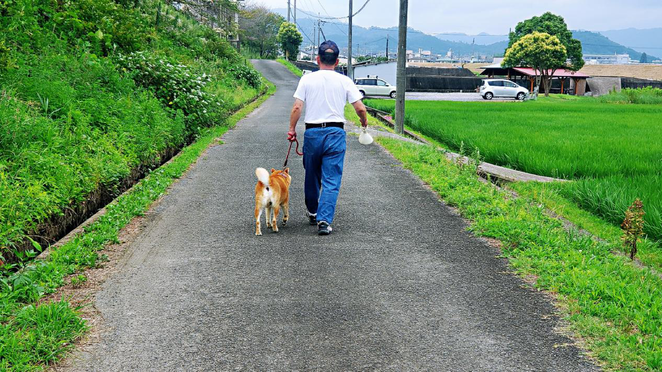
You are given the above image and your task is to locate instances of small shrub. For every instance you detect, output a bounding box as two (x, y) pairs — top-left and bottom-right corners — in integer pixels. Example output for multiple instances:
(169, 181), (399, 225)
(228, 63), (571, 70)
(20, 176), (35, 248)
(621, 199), (645, 260)
(226, 62), (262, 89)
(116, 51), (226, 132)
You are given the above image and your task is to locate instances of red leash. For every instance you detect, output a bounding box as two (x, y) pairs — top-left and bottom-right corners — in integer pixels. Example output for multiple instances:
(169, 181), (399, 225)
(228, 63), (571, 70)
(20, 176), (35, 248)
(283, 138), (303, 167)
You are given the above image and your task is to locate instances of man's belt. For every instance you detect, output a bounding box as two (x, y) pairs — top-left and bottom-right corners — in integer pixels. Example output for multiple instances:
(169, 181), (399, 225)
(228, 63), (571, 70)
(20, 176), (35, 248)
(305, 122), (344, 130)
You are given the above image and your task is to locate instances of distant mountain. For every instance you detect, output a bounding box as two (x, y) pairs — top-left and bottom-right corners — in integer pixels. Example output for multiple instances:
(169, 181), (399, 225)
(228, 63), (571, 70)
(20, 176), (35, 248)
(292, 17), (507, 58)
(573, 30), (658, 60)
(270, 8), (656, 60)
(598, 28), (662, 60)
(434, 32), (508, 46)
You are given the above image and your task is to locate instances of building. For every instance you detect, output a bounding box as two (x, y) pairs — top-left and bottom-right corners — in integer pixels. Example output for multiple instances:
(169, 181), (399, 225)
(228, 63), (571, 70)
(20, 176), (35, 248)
(584, 54), (631, 65)
(480, 59), (590, 95)
(352, 61), (398, 85)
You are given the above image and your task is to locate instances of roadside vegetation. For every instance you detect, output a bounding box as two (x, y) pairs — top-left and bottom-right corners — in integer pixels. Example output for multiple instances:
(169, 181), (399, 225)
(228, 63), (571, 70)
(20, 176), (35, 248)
(598, 86), (662, 105)
(364, 98), (662, 244)
(0, 0), (269, 369)
(374, 137), (662, 371)
(277, 58), (304, 77)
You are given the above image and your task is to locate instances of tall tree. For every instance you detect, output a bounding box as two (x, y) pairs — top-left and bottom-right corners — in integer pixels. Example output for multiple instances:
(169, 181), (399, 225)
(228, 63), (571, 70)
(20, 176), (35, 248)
(277, 22), (302, 61)
(240, 5), (285, 58)
(640, 52), (648, 64)
(508, 12), (584, 71)
(503, 32), (567, 97)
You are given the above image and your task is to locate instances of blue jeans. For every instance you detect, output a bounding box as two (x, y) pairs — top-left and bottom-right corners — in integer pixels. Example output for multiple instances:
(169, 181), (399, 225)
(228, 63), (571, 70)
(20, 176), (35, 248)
(303, 127), (347, 224)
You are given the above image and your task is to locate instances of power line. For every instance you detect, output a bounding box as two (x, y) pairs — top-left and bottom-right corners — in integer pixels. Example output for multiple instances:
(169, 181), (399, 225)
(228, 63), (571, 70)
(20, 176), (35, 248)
(295, 0), (371, 20)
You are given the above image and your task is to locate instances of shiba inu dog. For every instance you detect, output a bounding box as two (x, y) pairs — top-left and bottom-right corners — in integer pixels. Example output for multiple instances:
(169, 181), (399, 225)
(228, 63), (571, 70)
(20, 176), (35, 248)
(254, 167), (291, 235)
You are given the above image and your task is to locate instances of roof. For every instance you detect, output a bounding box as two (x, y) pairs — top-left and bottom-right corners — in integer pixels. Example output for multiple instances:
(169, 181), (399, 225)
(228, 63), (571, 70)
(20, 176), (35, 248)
(480, 66), (590, 78)
(511, 67), (590, 78)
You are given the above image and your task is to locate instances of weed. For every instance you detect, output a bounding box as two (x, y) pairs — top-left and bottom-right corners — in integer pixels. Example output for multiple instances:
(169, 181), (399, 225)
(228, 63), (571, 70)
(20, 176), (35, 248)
(622, 199), (646, 260)
(377, 137), (662, 371)
(365, 98), (662, 242)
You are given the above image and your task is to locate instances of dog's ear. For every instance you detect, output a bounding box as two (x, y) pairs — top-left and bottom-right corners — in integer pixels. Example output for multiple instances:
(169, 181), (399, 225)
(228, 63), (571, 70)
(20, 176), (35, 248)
(271, 168), (276, 173)
(283, 168), (290, 174)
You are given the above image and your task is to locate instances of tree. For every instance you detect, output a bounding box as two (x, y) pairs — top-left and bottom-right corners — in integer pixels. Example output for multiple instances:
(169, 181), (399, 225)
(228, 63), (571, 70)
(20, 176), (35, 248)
(277, 22), (302, 61)
(503, 32), (567, 97)
(508, 12), (584, 71)
(640, 52), (648, 64)
(240, 5), (285, 58)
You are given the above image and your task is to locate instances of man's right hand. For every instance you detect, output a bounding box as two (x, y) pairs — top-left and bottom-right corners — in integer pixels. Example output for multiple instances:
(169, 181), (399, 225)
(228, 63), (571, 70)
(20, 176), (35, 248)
(287, 131), (297, 142)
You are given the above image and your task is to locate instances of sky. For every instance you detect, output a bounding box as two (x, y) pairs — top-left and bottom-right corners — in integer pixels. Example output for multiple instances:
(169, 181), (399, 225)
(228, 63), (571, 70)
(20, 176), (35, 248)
(246, 0), (662, 35)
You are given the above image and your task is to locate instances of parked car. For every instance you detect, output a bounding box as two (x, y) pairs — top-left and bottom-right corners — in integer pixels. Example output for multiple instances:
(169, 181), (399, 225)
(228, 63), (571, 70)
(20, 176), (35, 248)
(479, 79), (529, 100)
(354, 77), (397, 98)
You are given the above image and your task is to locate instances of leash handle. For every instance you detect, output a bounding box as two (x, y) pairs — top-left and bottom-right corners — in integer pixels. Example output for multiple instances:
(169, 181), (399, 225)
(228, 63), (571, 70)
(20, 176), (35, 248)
(283, 138), (303, 167)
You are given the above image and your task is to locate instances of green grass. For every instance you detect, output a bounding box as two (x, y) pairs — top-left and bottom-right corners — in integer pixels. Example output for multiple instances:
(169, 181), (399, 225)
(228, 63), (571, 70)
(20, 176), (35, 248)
(0, 82), (274, 371)
(365, 98), (662, 242)
(277, 58), (303, 77)
(0, 0), (265, 263)
(510, 181), (662, 271)
(599, 87), (662, 105)
(377, 138), (662, 371)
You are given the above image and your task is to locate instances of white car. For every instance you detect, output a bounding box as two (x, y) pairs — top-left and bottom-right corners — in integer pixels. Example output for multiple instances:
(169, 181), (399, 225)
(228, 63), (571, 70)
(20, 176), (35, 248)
(354, 77), (397, 98)
(480, 79), (529, 100)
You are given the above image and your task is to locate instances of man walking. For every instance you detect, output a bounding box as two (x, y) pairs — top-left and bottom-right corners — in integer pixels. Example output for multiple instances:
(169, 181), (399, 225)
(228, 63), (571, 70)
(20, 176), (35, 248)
(288, 40), (368, 235)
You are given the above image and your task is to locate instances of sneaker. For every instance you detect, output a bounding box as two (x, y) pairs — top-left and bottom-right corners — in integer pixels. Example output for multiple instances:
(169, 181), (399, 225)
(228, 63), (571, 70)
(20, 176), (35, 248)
(318, 221), (332, 235)
(307, 212), (317, 225)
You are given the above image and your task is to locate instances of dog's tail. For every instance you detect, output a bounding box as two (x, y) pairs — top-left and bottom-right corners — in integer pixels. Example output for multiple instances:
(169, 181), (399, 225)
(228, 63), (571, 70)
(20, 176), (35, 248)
(255, 167), (270, 187)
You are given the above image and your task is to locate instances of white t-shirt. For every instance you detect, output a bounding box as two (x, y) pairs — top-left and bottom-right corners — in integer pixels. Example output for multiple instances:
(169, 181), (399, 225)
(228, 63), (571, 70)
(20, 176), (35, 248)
(293, 70), (363, 124)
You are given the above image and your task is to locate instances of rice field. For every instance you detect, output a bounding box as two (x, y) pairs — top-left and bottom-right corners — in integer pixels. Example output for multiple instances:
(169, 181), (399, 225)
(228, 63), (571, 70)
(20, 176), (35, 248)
(365, 97), (662, 241)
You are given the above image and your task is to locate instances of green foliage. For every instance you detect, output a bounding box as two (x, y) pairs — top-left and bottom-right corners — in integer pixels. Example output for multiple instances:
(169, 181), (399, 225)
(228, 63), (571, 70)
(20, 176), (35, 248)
(0, 300), (87, 370)
(277, 22), (302, 61)
(503, 32), (567, 96)
(364, 98), (662, 242)
(621, 199), (645, 260)
(239, 5), (285, 59)
(225, 61), (263, 89)
(640, 52), (649, 64)
(508, 12), (584, 71)
(0, 0), (267, 367)
(561, 176), (662, 243)
(277, 58), (303, 77)
(599, 87), (662, 105)
(0, 86), (273, 370)
(379, 138), (662, 371)
(116, 51), (226, 132)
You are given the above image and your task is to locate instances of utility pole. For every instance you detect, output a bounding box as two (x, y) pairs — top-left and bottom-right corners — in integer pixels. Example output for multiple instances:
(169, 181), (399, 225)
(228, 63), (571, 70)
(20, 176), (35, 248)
(312, 24), (317, 61)
(293, 0), (296, 24)
(348, 0), (353, 79)
(386, 35), (389, 60)
(287, 0), (290, 22)
(395, 0), (408, 135)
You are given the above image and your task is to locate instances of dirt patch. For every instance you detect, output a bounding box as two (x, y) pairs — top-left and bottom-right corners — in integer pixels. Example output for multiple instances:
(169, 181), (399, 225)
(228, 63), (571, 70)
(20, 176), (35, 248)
(579, 64), (662, 81)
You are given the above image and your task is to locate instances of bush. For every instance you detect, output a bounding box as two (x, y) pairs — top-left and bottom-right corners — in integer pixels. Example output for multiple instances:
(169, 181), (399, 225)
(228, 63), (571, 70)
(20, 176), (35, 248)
(116, 51), (227, 132)
(599, 87), (662, 105)
(226, 61), (263, 89)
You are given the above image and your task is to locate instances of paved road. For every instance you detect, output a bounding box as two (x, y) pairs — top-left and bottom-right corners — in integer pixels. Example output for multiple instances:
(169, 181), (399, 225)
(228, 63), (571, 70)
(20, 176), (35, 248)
(365, 92), (519, 102)
(65, 60), (597, 371)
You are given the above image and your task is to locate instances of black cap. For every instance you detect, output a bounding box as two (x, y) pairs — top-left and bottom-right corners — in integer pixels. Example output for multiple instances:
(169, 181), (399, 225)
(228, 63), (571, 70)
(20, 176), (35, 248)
(318, 40), (340, 58)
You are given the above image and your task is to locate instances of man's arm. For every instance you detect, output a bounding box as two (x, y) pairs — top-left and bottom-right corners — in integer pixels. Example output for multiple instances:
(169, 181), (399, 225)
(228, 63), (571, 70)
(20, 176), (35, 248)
(351, 100), (368, 128)
(288, 99), (304, 140)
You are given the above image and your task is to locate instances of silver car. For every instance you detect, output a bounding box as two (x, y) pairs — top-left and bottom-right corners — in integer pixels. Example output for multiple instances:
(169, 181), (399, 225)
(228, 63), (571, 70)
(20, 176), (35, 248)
(480, 79), (529, 100)
(355, 77), (397, 98)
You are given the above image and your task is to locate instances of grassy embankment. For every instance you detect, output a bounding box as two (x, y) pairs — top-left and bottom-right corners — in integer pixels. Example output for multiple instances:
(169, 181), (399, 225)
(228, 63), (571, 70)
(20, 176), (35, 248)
(277, 58), (304, 77)
(364, 96), (662, 251)
(364, 137), (662, 371)
(0, 0), (269, 369)
(348, 92), (662, 370)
